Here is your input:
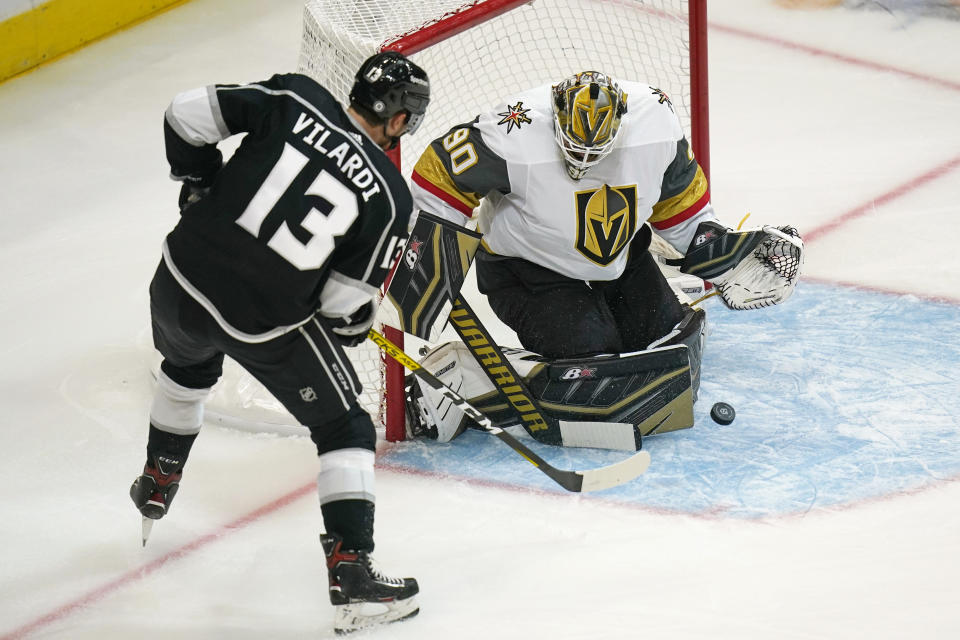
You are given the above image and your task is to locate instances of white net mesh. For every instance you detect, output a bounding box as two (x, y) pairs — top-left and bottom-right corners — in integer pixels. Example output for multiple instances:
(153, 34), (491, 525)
(209, 0), (696, 435)
(299, 0), (694, 178)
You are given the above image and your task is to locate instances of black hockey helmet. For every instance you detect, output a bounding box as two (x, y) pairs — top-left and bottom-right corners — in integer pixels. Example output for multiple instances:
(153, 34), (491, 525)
(350, 51), (430, 136)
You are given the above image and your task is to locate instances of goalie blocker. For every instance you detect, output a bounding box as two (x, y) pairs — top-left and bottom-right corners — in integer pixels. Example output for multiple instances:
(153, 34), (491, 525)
(406, 305), (705, 448)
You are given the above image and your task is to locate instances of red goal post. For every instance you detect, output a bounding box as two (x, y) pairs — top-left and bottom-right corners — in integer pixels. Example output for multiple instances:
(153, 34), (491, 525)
(209, 0), (709, 441)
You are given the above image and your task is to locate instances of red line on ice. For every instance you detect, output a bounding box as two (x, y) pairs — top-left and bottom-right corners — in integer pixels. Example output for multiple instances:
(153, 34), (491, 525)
(0, 483), (315, 640)
(715, 22), (960, 303)
(802, 154), (960, 244)
(714, 22), (960, 93)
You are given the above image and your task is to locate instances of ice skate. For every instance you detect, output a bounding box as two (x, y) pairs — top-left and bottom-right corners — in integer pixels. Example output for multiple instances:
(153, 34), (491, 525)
(129, 454), (185, 545)
(320, 533), (419, 634)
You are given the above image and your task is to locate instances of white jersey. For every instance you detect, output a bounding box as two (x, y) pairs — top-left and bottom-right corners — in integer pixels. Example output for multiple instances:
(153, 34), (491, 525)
(411, 80), (716, 282)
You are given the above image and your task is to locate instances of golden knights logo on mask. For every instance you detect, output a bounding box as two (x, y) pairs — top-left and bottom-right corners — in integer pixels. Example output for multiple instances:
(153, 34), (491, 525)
(574, 184), (638, 265)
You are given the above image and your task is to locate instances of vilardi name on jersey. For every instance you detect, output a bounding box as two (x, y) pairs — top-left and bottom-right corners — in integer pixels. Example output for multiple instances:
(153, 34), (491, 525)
(162, 74), (410, 341)
(290, 112), (383, 202)
(411, 80), (715, 282)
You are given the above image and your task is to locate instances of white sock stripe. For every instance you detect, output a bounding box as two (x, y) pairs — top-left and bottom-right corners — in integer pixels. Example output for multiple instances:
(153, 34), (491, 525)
(318, 447), (375, 471)
(150, 370), (211, 434)
(317, 449), (376, 505)
(319, 489), (376, 504)
(148, 419), (202, 436)
(155, 369), (213, 400)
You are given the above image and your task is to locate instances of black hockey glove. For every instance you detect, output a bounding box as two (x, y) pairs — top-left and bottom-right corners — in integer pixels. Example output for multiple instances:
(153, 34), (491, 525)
(322, 300), (376, 348)
(178, 183), (210, 212)
(173, 157), (222, 213)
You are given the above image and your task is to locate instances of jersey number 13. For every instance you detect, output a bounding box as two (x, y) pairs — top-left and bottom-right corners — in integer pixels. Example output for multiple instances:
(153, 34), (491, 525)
(235, 142), (358, 271)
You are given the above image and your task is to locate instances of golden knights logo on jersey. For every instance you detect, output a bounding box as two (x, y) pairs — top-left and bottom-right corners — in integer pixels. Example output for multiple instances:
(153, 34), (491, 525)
(574, 184), (638, 266)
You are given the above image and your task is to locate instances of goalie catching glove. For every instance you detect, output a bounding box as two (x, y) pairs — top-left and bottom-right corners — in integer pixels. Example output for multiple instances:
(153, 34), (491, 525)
(669, 221), (804, 310)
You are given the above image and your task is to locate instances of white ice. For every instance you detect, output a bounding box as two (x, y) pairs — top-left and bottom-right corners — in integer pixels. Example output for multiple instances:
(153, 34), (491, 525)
(1, 0), (959, 638)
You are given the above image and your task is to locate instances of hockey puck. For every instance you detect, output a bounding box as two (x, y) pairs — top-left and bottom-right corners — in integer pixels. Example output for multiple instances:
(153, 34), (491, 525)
(710, 402), (735, 425)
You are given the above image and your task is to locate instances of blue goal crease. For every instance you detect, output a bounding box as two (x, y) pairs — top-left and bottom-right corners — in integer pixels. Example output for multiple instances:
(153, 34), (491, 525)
(379, 282), (960, 518)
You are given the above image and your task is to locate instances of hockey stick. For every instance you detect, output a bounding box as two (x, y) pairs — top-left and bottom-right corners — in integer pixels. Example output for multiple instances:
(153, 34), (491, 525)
(368, 328), (650, 492)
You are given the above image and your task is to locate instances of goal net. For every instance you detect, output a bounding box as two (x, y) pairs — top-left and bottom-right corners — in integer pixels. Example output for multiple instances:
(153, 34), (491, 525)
(205, 0), (709, 440)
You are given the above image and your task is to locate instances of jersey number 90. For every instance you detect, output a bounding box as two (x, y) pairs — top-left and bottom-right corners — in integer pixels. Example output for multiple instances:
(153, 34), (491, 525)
(443, 128), (478, 175)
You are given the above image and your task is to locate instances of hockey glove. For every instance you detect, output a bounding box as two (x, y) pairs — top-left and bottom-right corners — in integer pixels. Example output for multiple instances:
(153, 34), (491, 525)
(321, 300), (377, 348)
(173, 160), (222, 213)
(178, 183), (210, 212)
(669, 221), (804, 310)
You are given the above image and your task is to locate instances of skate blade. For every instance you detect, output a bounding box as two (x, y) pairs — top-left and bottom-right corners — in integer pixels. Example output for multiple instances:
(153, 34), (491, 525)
(141, 517), (154, 547)
(333, 597), (419, 635)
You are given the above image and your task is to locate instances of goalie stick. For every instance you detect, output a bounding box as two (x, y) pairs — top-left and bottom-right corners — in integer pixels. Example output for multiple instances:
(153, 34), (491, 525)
(368, 328), (651, 492)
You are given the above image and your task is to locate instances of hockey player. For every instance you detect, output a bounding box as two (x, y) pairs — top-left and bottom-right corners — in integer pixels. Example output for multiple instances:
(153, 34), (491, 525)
(129, 52), (429, 634)
(407, 71), (802, 442)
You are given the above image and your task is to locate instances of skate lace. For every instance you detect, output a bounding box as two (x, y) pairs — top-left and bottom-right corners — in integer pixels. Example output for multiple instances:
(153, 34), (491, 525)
(364, 554), (404, 586)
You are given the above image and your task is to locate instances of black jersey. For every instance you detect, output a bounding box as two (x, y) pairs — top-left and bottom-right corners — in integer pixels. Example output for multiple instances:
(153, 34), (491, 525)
(161, 73), (410, 342)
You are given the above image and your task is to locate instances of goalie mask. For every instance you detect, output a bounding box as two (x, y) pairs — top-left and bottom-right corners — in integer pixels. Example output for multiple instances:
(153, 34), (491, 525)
(552, 71), (627, 180)
(350, 51), (431, 140)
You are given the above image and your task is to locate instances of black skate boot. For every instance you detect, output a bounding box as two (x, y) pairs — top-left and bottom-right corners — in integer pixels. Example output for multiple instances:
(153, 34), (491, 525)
(320, 533), (419, 634)
(130, 453), (184, 519)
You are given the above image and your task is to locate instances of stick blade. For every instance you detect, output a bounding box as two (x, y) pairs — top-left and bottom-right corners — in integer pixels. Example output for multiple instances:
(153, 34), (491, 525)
(577, 450), (651, 492)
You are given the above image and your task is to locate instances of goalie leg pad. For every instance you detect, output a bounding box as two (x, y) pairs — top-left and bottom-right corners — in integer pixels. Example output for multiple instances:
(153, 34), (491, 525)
(406, 337), (700, 443)
(648, 304), (706, 402)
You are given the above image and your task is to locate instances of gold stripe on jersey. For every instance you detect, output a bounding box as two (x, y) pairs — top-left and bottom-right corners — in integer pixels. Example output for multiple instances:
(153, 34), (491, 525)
(412, 146), (480, 214)
(649, 164), (709, 227)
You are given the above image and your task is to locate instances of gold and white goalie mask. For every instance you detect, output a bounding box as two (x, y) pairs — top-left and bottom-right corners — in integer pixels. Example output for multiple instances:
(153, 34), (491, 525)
(552, 71), (627, 180)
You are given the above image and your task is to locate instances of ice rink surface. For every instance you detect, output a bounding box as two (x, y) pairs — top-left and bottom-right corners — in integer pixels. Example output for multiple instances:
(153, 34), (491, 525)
(1, 0), (959, 638)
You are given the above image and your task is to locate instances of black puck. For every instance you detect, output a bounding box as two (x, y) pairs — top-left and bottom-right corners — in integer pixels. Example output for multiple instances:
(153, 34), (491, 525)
(710, 402), (735, 425)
